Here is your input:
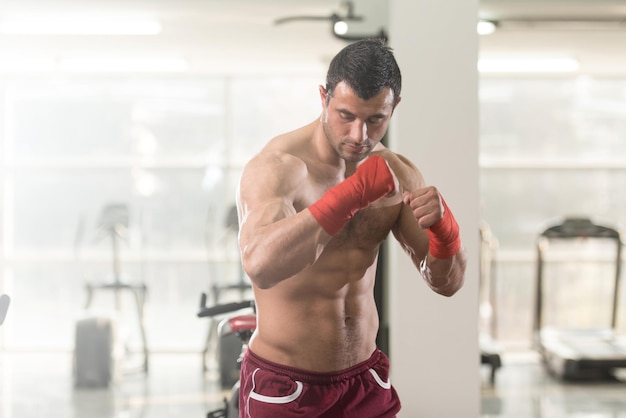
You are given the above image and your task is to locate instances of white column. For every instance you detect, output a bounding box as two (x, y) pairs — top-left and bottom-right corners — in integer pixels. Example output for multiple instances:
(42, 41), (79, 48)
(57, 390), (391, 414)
(387, 0), (480, 417)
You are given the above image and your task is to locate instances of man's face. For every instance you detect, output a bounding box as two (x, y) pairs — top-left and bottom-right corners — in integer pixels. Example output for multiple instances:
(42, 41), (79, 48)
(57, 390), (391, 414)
(320, 81), (397, 162)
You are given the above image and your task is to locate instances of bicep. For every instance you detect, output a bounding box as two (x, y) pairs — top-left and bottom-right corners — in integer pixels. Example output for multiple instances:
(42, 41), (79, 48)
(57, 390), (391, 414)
(237, 153), (303, 240)
(239, 197), (297, 243)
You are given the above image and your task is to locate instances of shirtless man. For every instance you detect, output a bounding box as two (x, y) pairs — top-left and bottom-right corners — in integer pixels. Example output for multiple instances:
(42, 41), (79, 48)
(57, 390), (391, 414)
(236, 38), (467, 417)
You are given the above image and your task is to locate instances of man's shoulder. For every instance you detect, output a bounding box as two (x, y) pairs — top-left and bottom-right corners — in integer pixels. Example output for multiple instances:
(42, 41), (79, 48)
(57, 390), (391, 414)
(247, 127), (313, 171)
(241, 146), (308, 193)
(248, 147), (305, 171)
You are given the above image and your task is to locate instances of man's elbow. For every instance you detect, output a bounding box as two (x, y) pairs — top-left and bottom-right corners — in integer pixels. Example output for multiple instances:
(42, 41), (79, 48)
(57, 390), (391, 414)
(242, 263), (276, 290)
(433, 276), (465, 297)
(241, 248), (275, 290)
(439, 251), (467, 296)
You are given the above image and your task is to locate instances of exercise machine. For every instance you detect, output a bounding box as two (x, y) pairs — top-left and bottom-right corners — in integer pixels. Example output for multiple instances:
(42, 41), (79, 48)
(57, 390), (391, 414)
(198, 294), (256, 418)
(201, 203), (252, 383)
(534, 217), (626, 380)
(74, 204), (149, 388)
(201, 282), (252, 386)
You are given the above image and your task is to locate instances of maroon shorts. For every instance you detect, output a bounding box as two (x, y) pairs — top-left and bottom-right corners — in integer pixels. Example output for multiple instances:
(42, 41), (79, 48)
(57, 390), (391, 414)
(238, 348), (401, 418)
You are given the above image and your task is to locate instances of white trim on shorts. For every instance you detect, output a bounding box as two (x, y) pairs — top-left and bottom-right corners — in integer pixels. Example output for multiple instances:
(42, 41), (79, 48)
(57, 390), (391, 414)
(248, 367), (304, 404)
(369, 368), (392, 389)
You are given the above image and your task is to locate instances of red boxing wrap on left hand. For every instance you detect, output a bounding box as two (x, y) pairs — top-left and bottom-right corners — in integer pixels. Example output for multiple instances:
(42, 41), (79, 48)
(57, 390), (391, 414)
(426, 197), (461, 259)
(309, 155), (395, 236)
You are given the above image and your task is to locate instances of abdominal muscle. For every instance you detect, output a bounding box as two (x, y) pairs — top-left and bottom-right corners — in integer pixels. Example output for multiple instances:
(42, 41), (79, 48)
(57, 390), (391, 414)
(248, 245), (381, 373)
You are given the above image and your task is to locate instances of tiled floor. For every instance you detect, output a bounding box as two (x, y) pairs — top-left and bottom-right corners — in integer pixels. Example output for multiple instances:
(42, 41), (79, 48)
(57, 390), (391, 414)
(1, 350), (625, 417)
(481, 351), (626, 417)
(0, 351), (226, 418)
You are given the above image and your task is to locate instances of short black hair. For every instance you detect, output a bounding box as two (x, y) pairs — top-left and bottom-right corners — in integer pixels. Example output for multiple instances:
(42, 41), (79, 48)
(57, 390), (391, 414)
(325, 38), (402, 106)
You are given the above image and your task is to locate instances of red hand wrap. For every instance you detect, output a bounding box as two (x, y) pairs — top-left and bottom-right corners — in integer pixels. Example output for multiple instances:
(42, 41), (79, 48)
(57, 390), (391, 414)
(426, 198), (461, 258)
(309, 155), (395, 235)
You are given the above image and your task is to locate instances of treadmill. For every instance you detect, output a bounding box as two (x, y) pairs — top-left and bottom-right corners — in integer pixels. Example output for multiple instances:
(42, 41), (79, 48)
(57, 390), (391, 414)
(534, 217), (626, 381)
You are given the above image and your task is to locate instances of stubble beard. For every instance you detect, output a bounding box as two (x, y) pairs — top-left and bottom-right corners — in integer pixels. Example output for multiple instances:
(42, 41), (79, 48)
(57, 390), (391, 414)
(322, 119), (368, 164)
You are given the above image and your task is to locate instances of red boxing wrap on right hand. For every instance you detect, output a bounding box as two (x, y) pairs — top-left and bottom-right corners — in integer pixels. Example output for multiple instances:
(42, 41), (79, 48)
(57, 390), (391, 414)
(426, 198), (461, 259)
(309, 155), (395, 236)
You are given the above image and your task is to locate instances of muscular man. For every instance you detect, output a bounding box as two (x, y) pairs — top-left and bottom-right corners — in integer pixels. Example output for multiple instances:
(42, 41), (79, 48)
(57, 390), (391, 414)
(236, 38), (467, 417)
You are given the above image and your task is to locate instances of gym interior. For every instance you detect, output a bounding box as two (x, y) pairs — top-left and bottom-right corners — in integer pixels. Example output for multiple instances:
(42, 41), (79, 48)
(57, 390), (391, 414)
(1, 1), (626, 417)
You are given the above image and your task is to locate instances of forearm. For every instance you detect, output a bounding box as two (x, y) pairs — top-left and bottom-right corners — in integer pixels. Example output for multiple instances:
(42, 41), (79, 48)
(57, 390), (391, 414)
(240, 209), (330, 289)
(421, 198), (466, 296)
(398, 190), (467, 296)
(421, 248), (467, 297)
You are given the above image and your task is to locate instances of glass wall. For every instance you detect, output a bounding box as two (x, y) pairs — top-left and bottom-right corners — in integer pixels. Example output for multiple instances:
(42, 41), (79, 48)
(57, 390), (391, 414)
(0, 75), (321, 351)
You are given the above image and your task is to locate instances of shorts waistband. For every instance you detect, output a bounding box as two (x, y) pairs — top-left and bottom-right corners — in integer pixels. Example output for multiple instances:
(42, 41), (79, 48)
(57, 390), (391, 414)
(244, 348), (384, 385)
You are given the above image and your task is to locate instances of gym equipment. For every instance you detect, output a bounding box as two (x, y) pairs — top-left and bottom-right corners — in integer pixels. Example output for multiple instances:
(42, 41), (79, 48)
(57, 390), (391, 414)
(198, 295), (256, 418)
(201, 283), (252, 388)
(479, 223), (502, 385)
(0, 294), (9, 325)
(74, 204), (149, 388)
(201, 204), (252, 382)
(74, 316), (116, 387)
(534, 217), (626, 380)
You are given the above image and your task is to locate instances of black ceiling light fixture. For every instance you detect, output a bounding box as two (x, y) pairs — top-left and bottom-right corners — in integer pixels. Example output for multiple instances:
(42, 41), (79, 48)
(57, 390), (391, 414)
(274, 1), (387, 43)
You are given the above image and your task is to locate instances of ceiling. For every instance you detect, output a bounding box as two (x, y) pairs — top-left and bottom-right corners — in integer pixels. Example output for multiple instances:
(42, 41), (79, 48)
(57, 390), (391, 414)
(480, 0), (626, 76)
(0, 0), (625, 76)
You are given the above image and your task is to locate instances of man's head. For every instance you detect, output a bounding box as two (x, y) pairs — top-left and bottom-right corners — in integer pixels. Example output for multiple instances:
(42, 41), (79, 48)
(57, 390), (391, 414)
(325, 38), (402, 107)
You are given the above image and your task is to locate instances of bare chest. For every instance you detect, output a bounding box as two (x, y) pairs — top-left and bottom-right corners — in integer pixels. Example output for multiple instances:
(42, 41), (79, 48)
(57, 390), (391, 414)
(330, 204), (401, 248)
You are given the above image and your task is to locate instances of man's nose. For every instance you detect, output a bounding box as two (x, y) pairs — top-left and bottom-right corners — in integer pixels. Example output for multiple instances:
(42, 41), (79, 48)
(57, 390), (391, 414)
(349, 121), (368, 143)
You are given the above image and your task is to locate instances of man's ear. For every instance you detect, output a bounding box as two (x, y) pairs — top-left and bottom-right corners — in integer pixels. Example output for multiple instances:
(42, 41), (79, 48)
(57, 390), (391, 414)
(391, 96), (402, 115)
(318, 85), (328, 106)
